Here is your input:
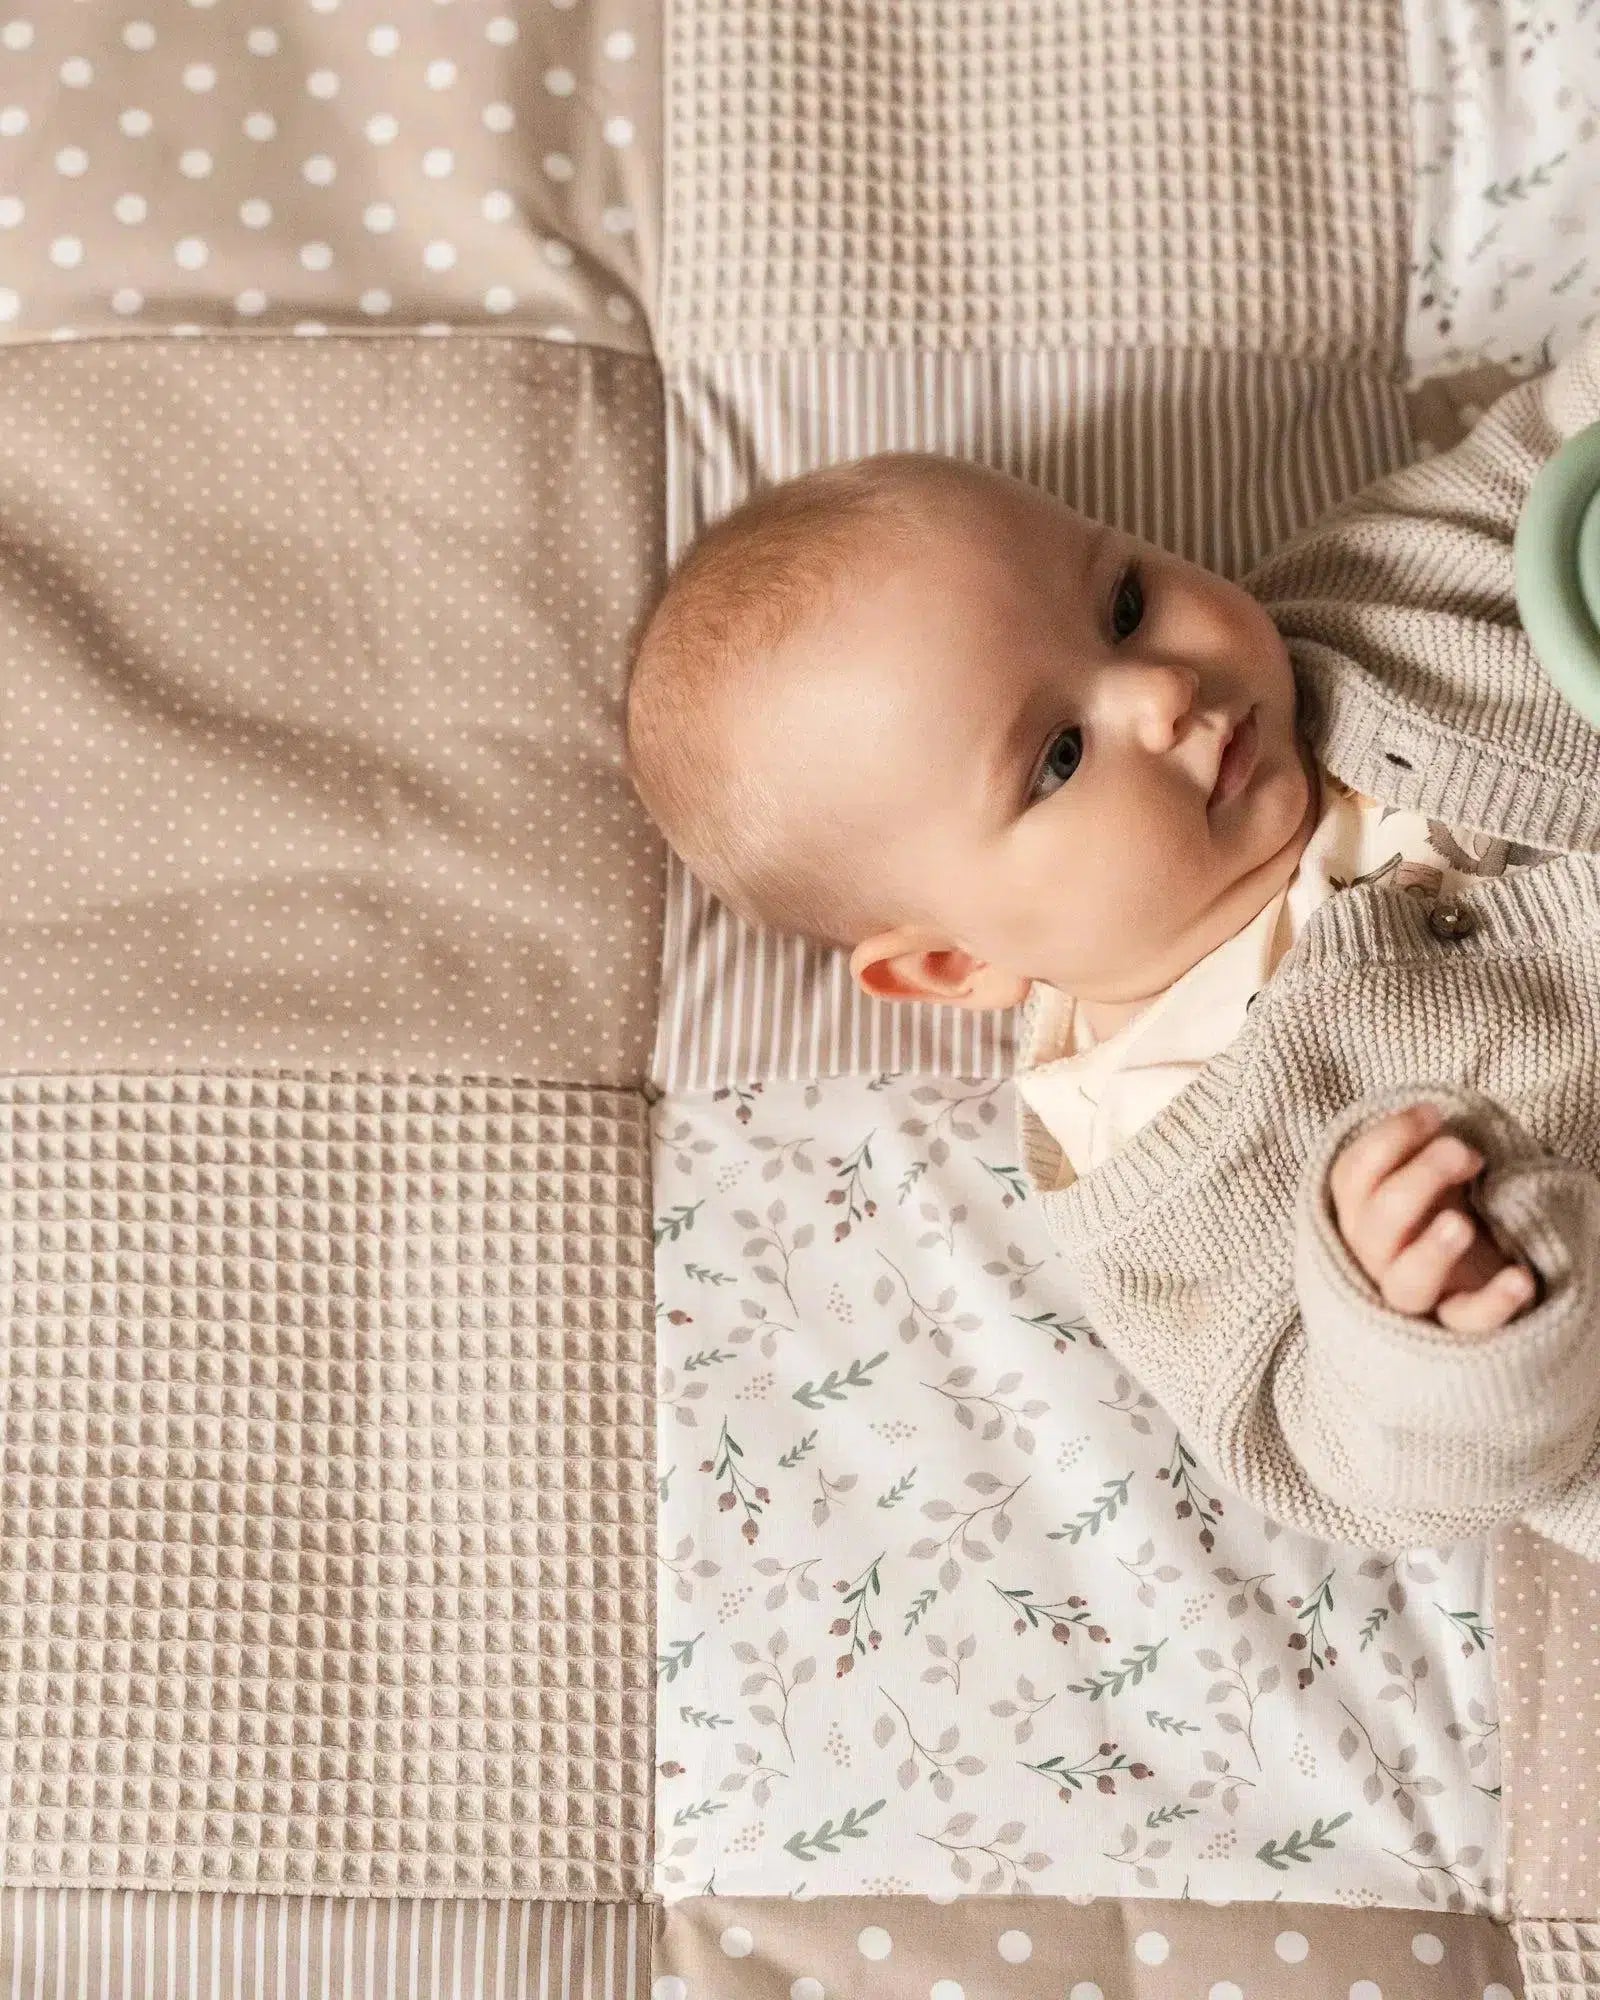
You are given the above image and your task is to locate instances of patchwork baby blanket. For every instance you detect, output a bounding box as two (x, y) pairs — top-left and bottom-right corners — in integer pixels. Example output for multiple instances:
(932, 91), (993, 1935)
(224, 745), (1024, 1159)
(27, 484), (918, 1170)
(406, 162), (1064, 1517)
(1, 0), (1598, 1992)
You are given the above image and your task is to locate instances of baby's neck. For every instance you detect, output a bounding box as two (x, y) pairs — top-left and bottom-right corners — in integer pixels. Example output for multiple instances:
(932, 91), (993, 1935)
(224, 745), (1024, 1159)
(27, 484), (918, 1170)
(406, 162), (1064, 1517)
(1077, 992), (1155, 1041)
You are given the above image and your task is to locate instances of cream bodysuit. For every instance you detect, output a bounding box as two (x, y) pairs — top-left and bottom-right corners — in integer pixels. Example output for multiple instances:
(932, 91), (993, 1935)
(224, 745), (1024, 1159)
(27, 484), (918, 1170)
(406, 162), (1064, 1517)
(1017, 768), (1547, 1189)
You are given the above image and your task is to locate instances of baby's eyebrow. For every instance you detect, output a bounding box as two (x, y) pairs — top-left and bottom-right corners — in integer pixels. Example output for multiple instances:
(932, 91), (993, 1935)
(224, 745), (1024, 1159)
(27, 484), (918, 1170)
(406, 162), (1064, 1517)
(982, 521), (1105, 809)
(985, 694), (1047, 814)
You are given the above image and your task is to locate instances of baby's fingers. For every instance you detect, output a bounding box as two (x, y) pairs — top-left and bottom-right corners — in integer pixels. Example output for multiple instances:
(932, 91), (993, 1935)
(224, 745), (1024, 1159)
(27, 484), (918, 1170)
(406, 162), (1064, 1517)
(1361, 1132), (1485, 1267)
(1331, 1102), (1445, 1214)
(1434, 1264), (1539, 1338)
(1378, 1207), (1480, 1316)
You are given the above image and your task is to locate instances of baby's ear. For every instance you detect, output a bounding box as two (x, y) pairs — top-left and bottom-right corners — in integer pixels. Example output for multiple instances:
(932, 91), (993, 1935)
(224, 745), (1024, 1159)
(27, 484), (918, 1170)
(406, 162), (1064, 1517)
(849, 930), (1029, 1011)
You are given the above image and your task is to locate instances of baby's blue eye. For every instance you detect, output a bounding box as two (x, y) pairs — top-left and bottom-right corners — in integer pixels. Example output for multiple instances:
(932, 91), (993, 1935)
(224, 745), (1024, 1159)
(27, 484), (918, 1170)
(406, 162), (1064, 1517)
(1111, 564), (1144, 641)
(1031, 726), (1082, 802)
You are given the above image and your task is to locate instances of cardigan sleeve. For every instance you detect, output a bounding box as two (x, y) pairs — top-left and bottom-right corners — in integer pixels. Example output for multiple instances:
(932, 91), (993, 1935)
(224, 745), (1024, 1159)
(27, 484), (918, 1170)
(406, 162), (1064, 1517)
(1242, 319), (1600, 860)
(1284, 1083), (1600, 1527)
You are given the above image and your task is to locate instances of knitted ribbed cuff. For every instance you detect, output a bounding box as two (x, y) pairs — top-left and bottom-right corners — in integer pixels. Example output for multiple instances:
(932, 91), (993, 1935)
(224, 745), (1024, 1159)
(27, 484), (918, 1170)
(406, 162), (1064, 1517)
(1293, 1083), (1600, 1516)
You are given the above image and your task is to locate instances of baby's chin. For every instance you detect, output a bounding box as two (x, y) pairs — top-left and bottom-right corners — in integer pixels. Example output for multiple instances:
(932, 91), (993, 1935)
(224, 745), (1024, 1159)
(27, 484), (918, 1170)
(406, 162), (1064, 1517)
(1212, 721), (1319, 905)
(1118, 721), (1316, 988)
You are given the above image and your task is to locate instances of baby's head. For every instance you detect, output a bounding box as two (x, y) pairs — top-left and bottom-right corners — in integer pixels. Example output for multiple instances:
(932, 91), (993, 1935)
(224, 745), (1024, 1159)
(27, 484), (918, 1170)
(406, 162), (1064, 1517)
(626, 451), (1316, 1012)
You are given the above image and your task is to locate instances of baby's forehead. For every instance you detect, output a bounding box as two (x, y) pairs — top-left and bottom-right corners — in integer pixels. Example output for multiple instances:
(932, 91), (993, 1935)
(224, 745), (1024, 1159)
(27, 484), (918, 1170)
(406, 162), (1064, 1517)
(730, 467), (1090, 765)
(754, 583), (1011, 785)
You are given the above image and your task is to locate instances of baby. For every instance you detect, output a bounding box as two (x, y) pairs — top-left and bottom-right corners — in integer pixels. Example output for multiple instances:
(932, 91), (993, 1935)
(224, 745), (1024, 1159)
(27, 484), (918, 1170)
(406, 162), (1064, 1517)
(627, 324), (1600, 1558)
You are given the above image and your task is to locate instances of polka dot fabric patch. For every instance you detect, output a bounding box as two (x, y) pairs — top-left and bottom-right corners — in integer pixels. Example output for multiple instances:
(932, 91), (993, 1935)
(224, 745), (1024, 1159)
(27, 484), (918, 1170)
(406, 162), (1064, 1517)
(1496, 1524), (1600, 1918)
(0, 333), (666, 1083)
(653, 1895), (1524, 1999)
(0, 0), (656, 346)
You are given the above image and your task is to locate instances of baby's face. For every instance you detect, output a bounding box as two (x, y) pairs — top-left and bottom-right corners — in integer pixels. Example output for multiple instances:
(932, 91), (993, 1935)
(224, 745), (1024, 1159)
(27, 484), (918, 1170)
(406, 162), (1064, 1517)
(760, 466), (1318, 1007)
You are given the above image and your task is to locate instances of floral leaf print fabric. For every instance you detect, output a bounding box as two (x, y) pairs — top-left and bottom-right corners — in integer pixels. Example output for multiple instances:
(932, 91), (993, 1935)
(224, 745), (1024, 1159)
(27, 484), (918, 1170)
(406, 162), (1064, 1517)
(653, 1075), (1502, 1910)
(1405, 0), (1600, 386)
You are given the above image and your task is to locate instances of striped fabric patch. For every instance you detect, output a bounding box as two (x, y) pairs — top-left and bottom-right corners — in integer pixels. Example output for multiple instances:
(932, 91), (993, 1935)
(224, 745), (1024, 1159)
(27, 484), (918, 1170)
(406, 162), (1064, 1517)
(650, 346), (1414, 1090)
(0, 1892), (651, 1999)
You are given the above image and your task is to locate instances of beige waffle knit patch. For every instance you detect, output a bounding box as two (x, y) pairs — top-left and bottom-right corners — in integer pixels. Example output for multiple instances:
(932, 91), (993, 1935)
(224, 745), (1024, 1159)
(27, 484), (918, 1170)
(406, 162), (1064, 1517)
(0, 1074), (654, 1899)
(660, 0), (1408, 366)
(1516, 1920), (1600, 2000)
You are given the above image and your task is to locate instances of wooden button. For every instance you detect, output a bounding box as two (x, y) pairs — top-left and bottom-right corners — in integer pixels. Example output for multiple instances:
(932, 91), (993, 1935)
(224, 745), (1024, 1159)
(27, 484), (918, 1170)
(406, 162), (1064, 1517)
(1427, 900), (1476, 941)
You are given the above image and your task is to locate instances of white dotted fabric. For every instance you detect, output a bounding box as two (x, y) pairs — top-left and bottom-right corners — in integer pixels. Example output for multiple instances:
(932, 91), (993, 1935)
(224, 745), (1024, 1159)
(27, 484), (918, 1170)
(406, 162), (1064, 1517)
(0, 1075), (654, 1899)
(1496, 1525), (1600, 1917)
(654, 1893), (1524, 1999)
(0, 0), (655, 347)
(0, 334), (665, 1085)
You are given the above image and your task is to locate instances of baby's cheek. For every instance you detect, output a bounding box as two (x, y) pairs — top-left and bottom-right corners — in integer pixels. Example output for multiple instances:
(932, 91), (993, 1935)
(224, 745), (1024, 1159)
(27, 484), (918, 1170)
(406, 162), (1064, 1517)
(1094, 796), (1201, 896)
(1018, 803), (1192, 959)
(1218, 573), (1287, 664)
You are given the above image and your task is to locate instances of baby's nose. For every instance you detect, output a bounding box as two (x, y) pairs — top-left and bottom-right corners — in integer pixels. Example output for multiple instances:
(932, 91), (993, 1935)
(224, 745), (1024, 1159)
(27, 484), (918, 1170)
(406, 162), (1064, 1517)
(1125, 661), (1200, 746)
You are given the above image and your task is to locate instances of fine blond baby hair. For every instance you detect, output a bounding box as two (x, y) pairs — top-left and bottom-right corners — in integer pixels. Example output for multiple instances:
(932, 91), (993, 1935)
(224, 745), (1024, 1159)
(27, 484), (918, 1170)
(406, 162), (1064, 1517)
(624, 451), (976, 949)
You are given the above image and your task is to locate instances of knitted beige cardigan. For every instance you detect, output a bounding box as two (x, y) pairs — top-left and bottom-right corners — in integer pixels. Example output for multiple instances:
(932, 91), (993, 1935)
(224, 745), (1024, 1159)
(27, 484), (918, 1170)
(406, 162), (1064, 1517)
(1016, 322), (1600, 1557)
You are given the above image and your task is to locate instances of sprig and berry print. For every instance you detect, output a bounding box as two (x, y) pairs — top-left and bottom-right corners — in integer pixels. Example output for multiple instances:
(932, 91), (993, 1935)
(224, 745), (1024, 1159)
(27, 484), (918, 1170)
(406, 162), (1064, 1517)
(1405, 0), (1600, 387)
(654, 1073), (1501, 1910)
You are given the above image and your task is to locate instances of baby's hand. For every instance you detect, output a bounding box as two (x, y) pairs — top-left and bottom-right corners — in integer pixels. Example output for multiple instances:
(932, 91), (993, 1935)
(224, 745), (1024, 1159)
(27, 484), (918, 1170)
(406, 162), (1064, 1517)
(1328, 1102), (1539, 1336)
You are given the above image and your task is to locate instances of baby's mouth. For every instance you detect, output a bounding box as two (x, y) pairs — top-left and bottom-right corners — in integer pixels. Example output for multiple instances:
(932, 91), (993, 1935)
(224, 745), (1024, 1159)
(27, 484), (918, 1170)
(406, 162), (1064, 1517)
(1207, 708), (1259, 811)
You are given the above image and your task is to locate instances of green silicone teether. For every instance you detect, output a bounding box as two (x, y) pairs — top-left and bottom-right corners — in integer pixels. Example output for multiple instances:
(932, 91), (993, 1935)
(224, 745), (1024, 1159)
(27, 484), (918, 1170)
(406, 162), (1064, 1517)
(1514, 417), (1600, 730)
